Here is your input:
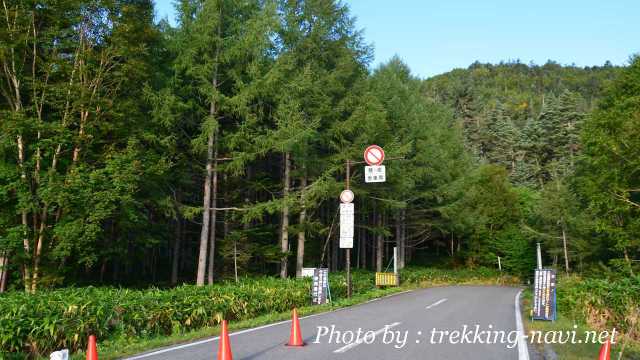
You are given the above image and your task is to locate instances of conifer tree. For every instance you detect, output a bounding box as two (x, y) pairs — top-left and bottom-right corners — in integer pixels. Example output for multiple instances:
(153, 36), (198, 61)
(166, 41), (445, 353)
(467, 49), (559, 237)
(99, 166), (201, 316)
(173, 0), (277, 285)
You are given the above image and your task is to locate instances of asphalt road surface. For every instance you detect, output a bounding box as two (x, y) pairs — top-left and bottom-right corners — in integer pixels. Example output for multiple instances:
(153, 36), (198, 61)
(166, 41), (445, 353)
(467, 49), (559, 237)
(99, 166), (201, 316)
(125, 286), (529, 360)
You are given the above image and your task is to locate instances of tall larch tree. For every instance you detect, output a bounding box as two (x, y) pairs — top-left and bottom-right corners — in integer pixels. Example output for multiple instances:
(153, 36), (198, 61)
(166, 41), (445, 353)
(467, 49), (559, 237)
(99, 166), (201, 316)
(173, 0), (277, 285)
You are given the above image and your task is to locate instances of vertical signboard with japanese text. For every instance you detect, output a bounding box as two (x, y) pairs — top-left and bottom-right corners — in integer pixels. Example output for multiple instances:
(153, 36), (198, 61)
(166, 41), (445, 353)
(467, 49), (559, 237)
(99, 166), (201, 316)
(533, 268), (557, 321)
(312, 268), (330, 305)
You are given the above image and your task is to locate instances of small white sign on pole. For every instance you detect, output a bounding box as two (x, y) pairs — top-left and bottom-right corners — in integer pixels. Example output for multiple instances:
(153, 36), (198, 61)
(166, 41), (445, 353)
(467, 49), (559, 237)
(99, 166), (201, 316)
(364, 165), (386, 183)
(301, 267), (316, 278)
(339, 203), (354, 248)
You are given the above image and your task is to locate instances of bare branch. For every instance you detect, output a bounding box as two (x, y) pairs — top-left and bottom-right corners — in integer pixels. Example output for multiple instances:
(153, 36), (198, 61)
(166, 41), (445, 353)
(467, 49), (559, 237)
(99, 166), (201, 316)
(612, 192), (640, 209)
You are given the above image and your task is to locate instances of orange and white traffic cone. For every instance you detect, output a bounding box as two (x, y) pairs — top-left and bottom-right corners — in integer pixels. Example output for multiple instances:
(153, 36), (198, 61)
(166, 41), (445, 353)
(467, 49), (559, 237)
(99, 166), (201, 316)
(598, 339), (611, 360)
(217, 320), (233, 360)
(286, 308), (305, 347)
(86, 334), (98, 360)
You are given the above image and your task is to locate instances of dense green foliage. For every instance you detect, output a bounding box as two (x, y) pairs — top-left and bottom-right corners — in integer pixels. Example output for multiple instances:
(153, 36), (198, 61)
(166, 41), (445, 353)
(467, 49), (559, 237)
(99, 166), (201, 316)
(0, 267), (511, 356)
(576, 59), (640, 274)
(0, 0), (475, 290)
(558, 275), (640, 340)
(0, 0), (636, 287)
(0, 279), (308, 354)
(0, 0), (638, 347)
(425, 57), (640, 278)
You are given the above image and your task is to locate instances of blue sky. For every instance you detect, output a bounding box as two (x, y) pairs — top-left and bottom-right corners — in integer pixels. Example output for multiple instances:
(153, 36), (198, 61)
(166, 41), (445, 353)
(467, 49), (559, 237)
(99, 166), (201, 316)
(153, 0), (639, 78)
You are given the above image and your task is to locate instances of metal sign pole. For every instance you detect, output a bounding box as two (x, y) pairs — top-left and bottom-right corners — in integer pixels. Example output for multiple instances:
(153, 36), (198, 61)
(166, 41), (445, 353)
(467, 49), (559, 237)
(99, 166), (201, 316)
(536, 242), (542, 270)
(393, 246), (398, 286)
(345, 159), (352, 298)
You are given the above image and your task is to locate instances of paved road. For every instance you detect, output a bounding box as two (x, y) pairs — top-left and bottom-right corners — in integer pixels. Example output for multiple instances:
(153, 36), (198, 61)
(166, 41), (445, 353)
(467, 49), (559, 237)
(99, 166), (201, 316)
(125, 286), (529, 360)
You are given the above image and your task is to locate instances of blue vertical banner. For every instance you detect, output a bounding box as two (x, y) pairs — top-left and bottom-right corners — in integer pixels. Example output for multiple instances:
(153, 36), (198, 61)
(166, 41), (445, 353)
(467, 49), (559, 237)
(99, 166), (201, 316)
(312, 268), (330, 305)
(533, 268), (557, 321)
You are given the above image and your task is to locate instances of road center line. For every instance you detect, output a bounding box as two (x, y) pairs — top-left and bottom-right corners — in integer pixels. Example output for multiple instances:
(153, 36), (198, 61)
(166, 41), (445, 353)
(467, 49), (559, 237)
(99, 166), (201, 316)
(425, 298), (447, 309)
(333, 322), (402, 354)
(515, 289), (530, 360)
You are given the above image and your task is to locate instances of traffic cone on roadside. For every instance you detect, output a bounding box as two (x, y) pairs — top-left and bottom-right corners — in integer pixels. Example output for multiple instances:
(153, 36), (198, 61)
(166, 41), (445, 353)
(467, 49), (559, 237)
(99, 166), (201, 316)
(286, 308), (305, 346)
(598, 339), (611, 360)
(217, 320), (233, 360)
(86, 334), (98, 360)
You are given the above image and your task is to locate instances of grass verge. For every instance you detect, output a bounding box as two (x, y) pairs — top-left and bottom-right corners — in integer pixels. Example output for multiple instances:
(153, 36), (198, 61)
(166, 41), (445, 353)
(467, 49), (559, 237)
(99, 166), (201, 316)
(521, 288), (640, 360)
(70, 286), (412, 360)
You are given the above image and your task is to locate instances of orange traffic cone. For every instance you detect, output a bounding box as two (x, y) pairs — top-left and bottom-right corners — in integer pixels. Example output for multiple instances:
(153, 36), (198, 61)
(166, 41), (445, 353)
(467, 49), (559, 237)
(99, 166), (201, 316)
(286, 308), (305, 346)
(86, 334), (98, 360)
(217, 320), (233, 360)
(598, 339), (611, 360)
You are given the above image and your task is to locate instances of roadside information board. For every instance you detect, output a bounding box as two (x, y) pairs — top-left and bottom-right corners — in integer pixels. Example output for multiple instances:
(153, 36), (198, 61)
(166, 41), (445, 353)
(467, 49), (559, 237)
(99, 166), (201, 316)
(364, 165), (386, 183)
(533, 268), (557, 321)
(312, 268), (330, 305)
(340, 203), (354, 248)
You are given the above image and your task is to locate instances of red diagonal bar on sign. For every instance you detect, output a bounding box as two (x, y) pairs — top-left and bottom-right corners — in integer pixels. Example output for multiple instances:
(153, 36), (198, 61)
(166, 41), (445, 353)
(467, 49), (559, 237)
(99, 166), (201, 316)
(364, 145), (384, 165)
(367, 149), (381, 163)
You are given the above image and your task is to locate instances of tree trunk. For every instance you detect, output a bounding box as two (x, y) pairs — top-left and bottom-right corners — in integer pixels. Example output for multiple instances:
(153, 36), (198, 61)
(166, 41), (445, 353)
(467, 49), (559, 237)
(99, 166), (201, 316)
(0, 253), (8, 292)
(280, 152), (291, 278)
(370, 209), (375, 269)
(196, 128), (214, 286)
(404, 214), (411, 265)
(295, 174), (307, 278)
(331, 233), (340, 271)
(399, 209), (405, 269)
(207, 140), (219, 285)
(233, 236), (238, 282)
(100, 260), (107, 283)
(356, 211), (362, 269)
(361, 221), (367, 269)
(112, 258), (119, 283)
(171, 216), (182, 286)
(196, 4), (222, 286)
(152, 248), (158, 283)
(4, 34), (30, 291)
(624, 248), (634, 276)
(233, 213), (238, 283)
(376, 210), (383, 272)
(561, 224), (569, 275)
(31, 206), (49, 292)
(395, 211), (402, 267)
(17, 134), (31, 292)
(450, 233), (454, 257)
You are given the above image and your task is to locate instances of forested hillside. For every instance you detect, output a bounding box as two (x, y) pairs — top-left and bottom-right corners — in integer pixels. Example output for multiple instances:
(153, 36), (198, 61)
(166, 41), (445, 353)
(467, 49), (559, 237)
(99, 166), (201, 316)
(0, 0), (638, 296)
(424, 61), (621, 186)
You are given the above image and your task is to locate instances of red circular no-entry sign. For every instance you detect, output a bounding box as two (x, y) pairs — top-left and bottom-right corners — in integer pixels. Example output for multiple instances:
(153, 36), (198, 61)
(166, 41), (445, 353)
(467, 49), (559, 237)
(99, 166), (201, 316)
(340, 189), (354, 203)
(363, 145), (385, 166)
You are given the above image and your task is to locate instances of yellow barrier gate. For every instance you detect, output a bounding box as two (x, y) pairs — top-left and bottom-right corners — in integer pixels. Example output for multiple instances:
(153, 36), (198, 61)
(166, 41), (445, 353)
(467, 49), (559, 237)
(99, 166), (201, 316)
(375, 272), (398, 287)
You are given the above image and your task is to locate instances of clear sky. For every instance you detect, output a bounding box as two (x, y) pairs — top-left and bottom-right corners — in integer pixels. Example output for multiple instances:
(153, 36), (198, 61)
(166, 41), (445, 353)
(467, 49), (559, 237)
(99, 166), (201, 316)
(153, 0), (640, 78)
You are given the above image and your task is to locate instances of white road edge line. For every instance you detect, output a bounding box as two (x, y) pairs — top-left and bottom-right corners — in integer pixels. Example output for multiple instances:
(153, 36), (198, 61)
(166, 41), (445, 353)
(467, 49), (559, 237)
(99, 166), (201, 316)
(425, 298), (447, 309)
(515, 289), (530, 360)
(333, 322), (402, 354)
(124, 312), (324, 360)
(124, 289), (416, 359)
